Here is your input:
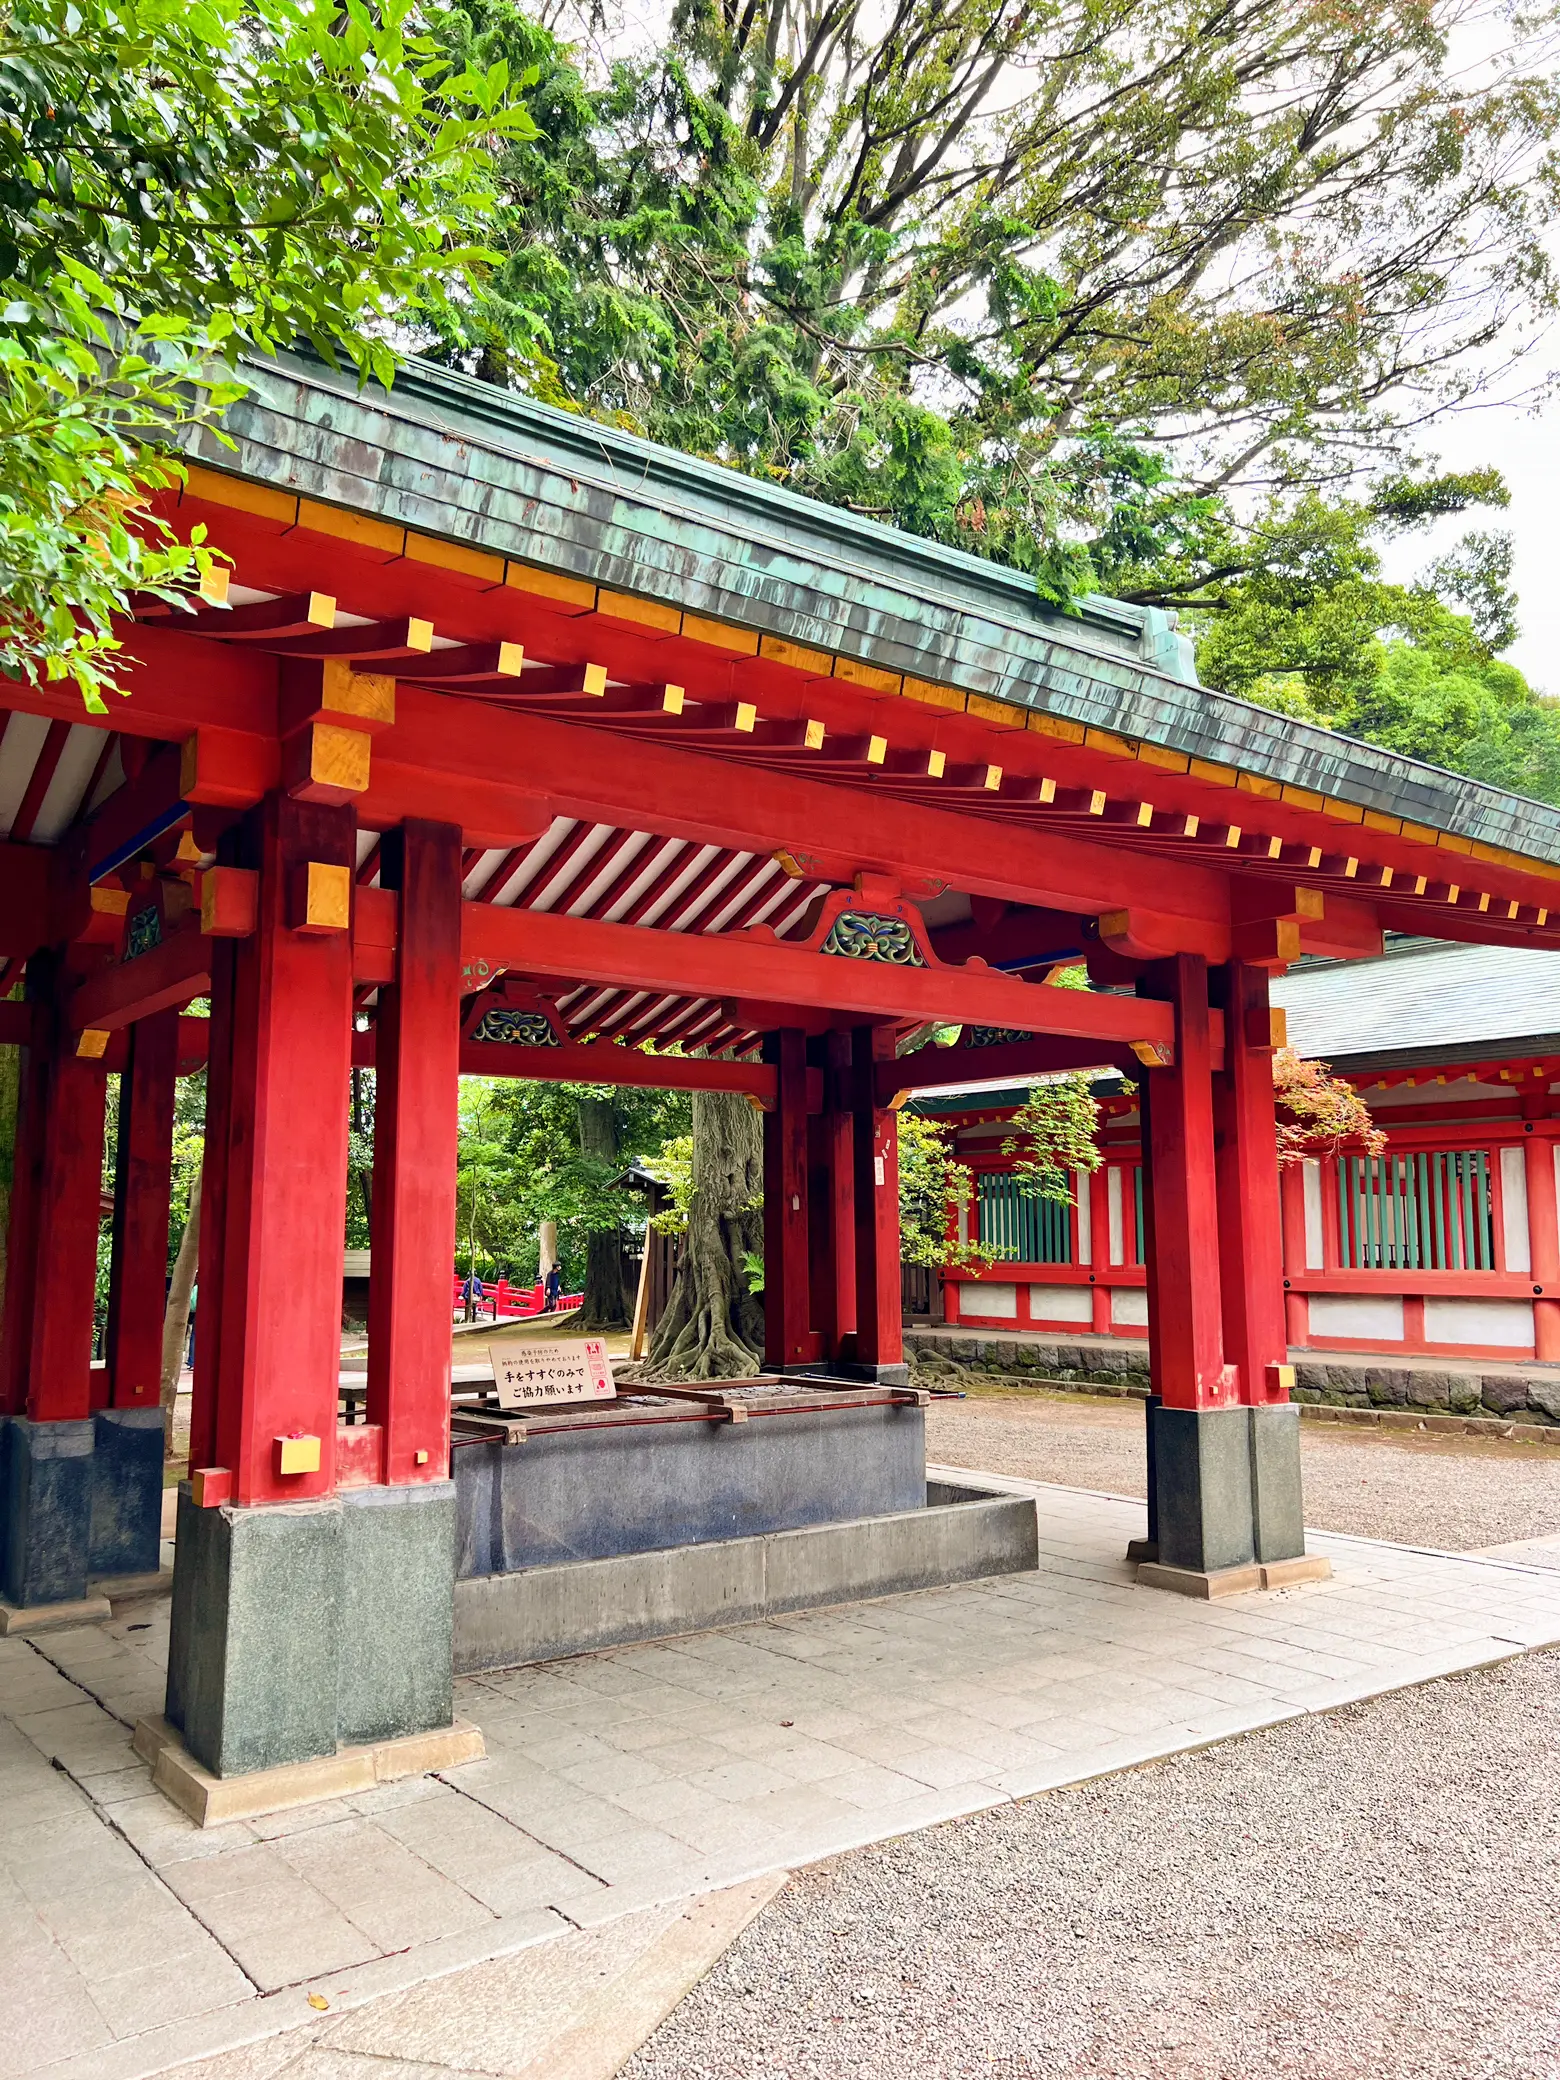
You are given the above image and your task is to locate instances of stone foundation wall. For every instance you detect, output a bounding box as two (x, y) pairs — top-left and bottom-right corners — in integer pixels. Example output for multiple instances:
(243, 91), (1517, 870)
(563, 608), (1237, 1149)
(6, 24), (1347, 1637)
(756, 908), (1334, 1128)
(905, 1332), (1560, 1427)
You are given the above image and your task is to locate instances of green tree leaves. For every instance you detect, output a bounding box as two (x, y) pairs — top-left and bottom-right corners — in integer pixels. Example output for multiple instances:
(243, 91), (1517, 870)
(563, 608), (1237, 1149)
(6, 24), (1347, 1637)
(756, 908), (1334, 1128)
(1, 0), (534, 703)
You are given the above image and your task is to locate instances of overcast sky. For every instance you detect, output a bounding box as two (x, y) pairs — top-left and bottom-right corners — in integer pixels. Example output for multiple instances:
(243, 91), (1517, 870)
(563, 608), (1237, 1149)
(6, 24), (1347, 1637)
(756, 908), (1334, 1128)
(1372, 390), (1560, 696)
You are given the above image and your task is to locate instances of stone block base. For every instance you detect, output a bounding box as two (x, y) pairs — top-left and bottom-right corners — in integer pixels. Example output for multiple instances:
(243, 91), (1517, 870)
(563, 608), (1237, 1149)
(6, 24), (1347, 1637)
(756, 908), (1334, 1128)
(165, 1479), (457, 1780)
(1137, 1555), (1333, 1599)
(134, 1712), (484, 1827)
(89, 1408), (165, 1577)
(0, 1413), (167, 1610)
(455, 1479), (1037, 1672)
(1152, 1402), (1315, 1576)
(2, 1417), (94, 1605)
(0, 1593), (111, 1634)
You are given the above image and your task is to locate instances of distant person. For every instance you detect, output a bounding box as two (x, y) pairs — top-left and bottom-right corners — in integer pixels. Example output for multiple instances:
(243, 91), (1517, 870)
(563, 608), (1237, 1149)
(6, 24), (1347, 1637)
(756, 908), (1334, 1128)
(464, 1271), (485, 1323)
(544, 1263), (562, 1313)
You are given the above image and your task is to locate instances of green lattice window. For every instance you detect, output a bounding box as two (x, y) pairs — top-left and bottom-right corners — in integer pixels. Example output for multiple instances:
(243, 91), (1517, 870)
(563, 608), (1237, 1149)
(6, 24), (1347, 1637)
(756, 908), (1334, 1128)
(977, 1174), (1074, 1264)
(1337, 1151), (1494, 1272)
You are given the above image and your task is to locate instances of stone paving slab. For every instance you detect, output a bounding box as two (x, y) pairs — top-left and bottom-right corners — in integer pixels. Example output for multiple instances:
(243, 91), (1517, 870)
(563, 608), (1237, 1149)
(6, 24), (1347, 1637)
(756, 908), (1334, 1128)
(3, 1480), (1560, 2080)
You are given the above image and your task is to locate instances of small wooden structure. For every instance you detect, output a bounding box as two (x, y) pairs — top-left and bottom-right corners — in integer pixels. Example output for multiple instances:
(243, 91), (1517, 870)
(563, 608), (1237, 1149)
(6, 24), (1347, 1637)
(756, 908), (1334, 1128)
(0, 350), (1556, 1782)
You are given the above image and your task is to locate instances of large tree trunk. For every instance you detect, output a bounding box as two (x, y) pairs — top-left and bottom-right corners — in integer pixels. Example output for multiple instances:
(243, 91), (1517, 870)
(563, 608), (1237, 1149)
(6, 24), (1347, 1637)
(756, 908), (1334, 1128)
(644, 1091), (764, 1381)
(578, 1094), (629, 1328)
(160, 1165), (201, 1460)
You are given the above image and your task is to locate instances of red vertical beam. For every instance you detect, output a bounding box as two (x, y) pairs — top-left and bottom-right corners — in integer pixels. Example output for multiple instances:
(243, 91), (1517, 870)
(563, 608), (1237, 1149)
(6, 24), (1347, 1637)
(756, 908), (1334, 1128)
(1278, 1159), (1310, 1347)
(188, 937), (236, 1471)
(763, 1028), (812, 1369)
(28, 1049), (109, 1422)
(105, 1008), (179, 1409)
(210, 794), (355, 1505)
(1524, 1125), (1560, 1360)
(1213, 963), (1288, 1406)
(850, 1025), (902, 1369)
(1141, 956), (1229, 1410)
(1088, 1164), (1111, 1335)
(367, 820), (462, 1482)
(0, 995), (47, 1418)
(824, 1029), (856, 1355)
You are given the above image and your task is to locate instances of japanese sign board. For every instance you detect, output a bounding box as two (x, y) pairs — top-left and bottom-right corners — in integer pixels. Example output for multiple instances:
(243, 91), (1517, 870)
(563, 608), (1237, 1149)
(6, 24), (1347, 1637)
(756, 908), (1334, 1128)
(489, 1338), (616, 1407)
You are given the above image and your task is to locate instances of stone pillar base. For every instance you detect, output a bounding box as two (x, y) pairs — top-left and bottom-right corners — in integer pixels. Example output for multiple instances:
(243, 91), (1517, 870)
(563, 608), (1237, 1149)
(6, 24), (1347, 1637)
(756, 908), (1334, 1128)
(0, 1592), (112, 1633)
(1, 1417), (94, 1606)
(0, 1411), (168, 1609)
(134, 1711), (483, 1827)
(90, 1408), (165, 1578)
(1137, 1555), (1332, 1600)
(165, 1479), (457, 1780)
(1139, 1402), (1315, 1578)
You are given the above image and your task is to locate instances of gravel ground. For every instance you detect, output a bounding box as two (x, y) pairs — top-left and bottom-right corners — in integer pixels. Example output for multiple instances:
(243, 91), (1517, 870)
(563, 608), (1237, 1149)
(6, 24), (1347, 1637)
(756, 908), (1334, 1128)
(926, 1385), (1560, 1550)
(626, 1651), (1560, 2080)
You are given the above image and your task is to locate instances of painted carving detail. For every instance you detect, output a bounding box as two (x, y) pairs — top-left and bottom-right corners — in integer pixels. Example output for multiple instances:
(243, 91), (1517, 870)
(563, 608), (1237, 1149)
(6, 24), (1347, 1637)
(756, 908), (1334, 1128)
(819, 910), (925, 966)
(471, 1006), (559, 1047)
(964, 1025), (1031, 1047)
(124, 907), (162, 961)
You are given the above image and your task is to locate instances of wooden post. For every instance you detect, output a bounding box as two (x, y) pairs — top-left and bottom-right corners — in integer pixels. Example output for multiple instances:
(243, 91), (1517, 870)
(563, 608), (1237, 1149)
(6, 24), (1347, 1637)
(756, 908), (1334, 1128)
(1523, 1126), (1560, 1360)
(187, 936), (235, 1474)
(1088, 1165), (1111, 1335)
(809, 1030), (856, 1360)
(1213, 963), (1289, 1405)
(850, 1025), (902, 1371)
(202, 793), (355, 1505)
(105, 1007), (179, 1410)
(1141, 956), (1230, 1410)
(0, 956), (109, 1424)
(1278, 1161), (1310, 1348)
(367, 821), (462, 1484)
(763, 1028), (812, 1369)
(0, 993), (46, 1419)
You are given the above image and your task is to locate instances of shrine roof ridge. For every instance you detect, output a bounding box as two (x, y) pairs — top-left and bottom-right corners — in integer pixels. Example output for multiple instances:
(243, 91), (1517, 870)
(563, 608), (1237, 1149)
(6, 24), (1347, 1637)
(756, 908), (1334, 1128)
(190, 351), (1560, 867)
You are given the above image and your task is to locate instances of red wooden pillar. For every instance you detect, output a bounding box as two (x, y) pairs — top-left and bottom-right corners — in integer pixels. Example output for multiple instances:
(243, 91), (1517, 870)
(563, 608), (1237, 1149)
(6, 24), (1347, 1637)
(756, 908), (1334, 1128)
(1088, 1164), (1111, 1335)
(368, 820), (462, 1482)
(1141, 956), (1230, 1410)
(187, 936), (235, 1474)
(1279, 1161), (1310, 1348)
(1523, 1124), (1560, 1360)
(0, 996), (47, 1419)
(763, 1028), (813, 1370)
(1212, 963), (1289, 1406)
(105, 1007), (179, 1410)
(0, 958), (108, 1425)
(809, 1030), (856, 1359)
(202, 793), (355, 1505)
(849, 1025), (902, 1372)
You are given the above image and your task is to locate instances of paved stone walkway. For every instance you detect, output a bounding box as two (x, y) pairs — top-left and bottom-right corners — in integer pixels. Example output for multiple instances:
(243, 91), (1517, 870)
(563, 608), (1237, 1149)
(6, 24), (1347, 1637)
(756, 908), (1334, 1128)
(4, 1480), (1560, 2080)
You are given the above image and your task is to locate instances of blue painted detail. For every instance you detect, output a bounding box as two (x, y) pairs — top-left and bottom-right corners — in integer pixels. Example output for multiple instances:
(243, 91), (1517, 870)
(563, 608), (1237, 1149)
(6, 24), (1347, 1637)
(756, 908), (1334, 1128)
(89, 801), (188, 885)
(454, 1404), (925, 1578)
(1, 1417), (94, 1607)
(124, 907), (163, 961)
(90, 1409), (165, 1577)
(819, 911), (924, 966)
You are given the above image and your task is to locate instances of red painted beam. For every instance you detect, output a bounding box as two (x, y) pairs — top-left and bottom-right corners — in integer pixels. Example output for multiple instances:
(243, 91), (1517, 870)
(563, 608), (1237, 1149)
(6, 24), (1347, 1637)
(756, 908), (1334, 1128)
(351, 1024), (785, 1102)
(68, 925), (211, 1031)
(462, 903), (1178, 1050)
(69, 739), (187, 882)
(878, 1033), (1147, 1101)
(371, 689), (1231, 929)
(0, 842), (58, 958)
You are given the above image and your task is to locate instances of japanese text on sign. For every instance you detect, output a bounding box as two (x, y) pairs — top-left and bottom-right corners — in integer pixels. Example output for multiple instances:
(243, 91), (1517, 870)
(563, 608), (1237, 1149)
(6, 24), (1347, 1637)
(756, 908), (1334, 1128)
(489, 1338), (616, 1406)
